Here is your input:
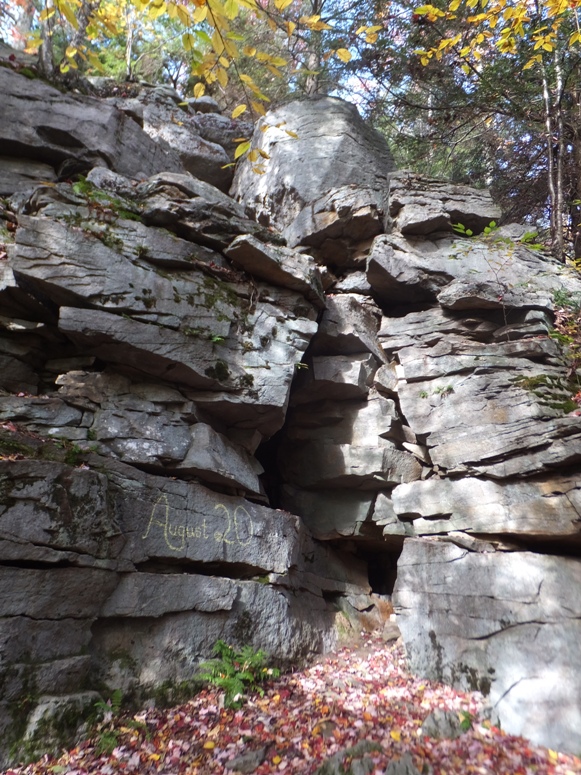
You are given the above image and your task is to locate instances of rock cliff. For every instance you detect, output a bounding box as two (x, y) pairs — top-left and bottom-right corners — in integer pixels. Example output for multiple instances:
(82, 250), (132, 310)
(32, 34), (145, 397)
(1, 53), (581, 762)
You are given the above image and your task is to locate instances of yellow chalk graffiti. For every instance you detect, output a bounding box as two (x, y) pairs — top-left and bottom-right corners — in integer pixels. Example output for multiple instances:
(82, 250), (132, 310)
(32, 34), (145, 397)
(142, 494), (254, 552)
(213, 504), (253, 546)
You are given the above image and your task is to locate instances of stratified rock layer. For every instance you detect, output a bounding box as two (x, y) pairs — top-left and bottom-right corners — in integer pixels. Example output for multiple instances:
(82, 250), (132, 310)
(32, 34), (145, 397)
(395, 539), (581, 753)
(2, 70), (581, 761)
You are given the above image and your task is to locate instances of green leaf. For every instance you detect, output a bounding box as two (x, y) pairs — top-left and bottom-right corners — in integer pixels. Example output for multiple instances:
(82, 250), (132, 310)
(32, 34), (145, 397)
(234, 141), (251, 159)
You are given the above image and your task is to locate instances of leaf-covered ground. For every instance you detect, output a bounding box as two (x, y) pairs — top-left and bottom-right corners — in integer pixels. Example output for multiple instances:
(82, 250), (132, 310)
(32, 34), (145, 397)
(6, 637), (581, 775)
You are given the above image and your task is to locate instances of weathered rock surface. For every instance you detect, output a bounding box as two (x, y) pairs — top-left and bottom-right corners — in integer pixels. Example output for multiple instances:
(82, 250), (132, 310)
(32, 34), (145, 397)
(290, 354), (378, 405)
(395, 339), (581, 477)
(388, 172), (501, 235)
(394, 539), (581, 753)
(367, 231), (576, 307)
(0, 67), (184, 180)
(0, 158), (57, 196)
(232, 97), (393, 244)
(225, 234), (325, 307)
(391, 475), (581, 542)
(134, 91), (232, 191)
(284, 186), (386, 268)
(311, 294), (386, 362)
(3, 68), (581, 762)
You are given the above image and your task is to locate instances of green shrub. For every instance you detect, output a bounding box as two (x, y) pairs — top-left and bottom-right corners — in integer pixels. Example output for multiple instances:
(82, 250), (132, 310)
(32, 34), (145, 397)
(197, 640), (280, 708)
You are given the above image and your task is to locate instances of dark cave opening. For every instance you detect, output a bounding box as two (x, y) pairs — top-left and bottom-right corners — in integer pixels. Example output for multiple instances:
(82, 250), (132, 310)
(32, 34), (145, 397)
(366, 548), (400, 595)
(255, 427), (286, 509)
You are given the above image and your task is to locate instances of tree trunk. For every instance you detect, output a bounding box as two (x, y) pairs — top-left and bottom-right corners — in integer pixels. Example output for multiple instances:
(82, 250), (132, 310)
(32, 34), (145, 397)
(125, 2), (135, 80)
(554, 49), (566, 261)
(304, 0), (323, 94)
(540, 57), (559, 257)
(39, 0), (55, 79)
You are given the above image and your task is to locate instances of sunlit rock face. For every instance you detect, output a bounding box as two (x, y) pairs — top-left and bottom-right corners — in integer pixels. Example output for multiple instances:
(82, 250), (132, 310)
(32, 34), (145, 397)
(395, 540), (581, 754)
(2, 66), (581, 761)
(231, 97), (396, 269)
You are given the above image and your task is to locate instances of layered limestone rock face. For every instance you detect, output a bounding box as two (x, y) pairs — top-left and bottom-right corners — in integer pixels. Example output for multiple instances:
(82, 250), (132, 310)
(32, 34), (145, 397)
(0, 68), (370, 765)
(236, 149), (581, 753)
(2, 58), (581, 761)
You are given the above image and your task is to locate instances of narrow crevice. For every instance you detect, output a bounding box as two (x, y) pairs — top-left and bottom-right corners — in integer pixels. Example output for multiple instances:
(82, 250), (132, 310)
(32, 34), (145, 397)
(0, 559), (76, 570)
(134, 558), (267, 580)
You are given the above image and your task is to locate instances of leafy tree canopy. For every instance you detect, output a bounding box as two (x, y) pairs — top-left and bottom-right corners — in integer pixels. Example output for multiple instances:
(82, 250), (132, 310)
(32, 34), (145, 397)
(3, 0), (581, 260)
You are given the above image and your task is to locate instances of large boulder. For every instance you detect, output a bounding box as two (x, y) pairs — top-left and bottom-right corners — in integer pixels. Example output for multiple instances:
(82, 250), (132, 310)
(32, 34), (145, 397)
(394, 538), (581, 754)
(367, 231), (577, 308)
(231, 98), (395, 266)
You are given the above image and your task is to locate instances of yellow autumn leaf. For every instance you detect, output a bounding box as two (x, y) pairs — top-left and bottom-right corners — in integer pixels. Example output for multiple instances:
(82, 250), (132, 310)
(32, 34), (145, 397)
(251, 100), (266, 116)
(248, 149), (260, 162)
(39, 7), (56, 21)
(183, 32), (196, 51)
(243, 45), (257, 56)
(193, 5), (207, 21)
(415, 4), (445, 16)
(87, 52), (105, 72)
(178, 4), (192, 23)
(147, 0), (166, 19)
(275, 0), (293, 8)
(223, 38), (238, 58)
(211, 29), (225, 55)
(285, 129), (298, 138)
(232, 104), (247, 118)
(335, 48), (352, 62)
(272, 755), (282, 765)
(224, 0), (239, 19)
(234, 140), (251, 159)
(286, 20), (296, 36)
(523, 54), (541, 68)
(61, 3), (80, 28)
(193, 82), (206, 98)
(266, 64), (284, 77)
(203, 741), (216, 750)
(216, 66), (228, 87)
(390, 729), (401, 741)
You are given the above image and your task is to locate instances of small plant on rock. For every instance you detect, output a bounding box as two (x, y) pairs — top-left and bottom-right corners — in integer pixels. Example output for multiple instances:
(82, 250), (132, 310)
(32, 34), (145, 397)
(197, 640), (280, 709)
(92, 689), (124, 755)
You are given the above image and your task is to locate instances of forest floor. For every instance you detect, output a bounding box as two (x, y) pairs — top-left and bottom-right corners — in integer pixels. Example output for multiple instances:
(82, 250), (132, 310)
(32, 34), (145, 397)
(5, 636), (581, 775)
